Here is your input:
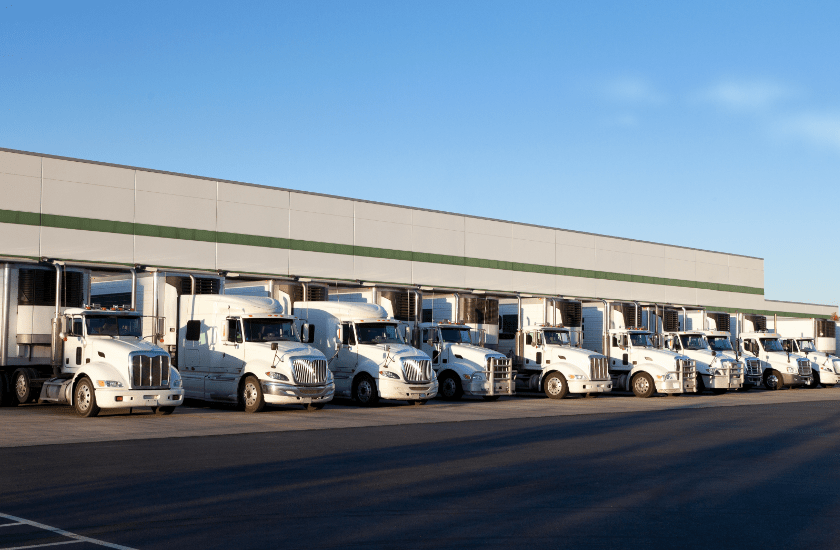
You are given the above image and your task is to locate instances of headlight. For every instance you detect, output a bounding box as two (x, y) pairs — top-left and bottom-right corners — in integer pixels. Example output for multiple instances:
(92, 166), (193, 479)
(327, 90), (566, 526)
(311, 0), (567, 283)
(822, 366), (833, 371)
(567, 374), (586, 380)
(265, 372), (289, 381)
(471, 372), (485, 381)
(326, 369), (334, 382)
(172, 378), (183, 388)
(787, 366), (796, 373)
(380, 370), (400, 379)
(96, 380), (123, 388)
(664, 372), (678, 380)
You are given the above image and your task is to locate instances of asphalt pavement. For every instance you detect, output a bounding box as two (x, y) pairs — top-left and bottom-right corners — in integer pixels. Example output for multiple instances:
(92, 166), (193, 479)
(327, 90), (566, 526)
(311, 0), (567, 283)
(3, 397), (840, 549)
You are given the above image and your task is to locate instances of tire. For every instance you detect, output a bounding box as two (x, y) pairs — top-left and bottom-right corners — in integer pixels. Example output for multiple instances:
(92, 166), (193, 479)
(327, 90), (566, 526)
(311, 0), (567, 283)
(631, 372), (655, 398)
(807, 371), (819, 389)
(543, 372), (568, 399)
(154, 406), (176, 415)
(695, 374), (707, 394)
(241, 376), (266, 413)
(303, 403), (324, 411)
(482, 395), (500, 402)
(438, 372), (463, 401)
(74, 378), (100, 418)
(353, 373), (379, 407)
(764, 370), (783, 391)
(14, 370), (35, 404)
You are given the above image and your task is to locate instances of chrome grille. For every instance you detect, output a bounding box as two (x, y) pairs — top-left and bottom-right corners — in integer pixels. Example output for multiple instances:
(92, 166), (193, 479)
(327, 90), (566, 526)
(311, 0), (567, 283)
(797, 359), (811, 376)
(745, 359), (762, 376)
(402, 358), (432, 383)
(130, 354), (170, 389)
(488, 357), (512, 380)
(292, 358), (328, 385)
(677, 358), (696, 390)
(589, 356), (609, 380)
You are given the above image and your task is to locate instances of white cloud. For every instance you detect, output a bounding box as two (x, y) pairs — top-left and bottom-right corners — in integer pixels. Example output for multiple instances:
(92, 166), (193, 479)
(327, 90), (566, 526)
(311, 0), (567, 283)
(697, 80), (797, 111)
(602, 78), (666, 104)
(775, 112), (840, 150)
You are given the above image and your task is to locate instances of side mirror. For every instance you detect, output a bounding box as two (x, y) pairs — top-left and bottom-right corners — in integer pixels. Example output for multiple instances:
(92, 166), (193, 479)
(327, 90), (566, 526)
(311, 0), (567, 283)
(271, 342), (278, 351)
(301, 323), (311, 343)
(335, 326), (342, 349)
(404, 326), (411, 343)
(307, 324), (315, 344)
(479, 329), (486, 347)
(526, 334), (533, 346)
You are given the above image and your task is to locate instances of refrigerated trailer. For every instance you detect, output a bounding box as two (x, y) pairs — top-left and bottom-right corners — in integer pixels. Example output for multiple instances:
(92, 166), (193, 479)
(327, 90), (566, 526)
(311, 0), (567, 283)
(0, 263), (183, 417)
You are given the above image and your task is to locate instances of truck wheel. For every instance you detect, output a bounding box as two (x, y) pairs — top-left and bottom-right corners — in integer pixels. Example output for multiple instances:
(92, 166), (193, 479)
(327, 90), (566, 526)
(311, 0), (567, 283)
(154, 406), (176, 415)
(241, 376), (266, 413)
(543, 372), (568, 399)
(74, 378), (100, 418)
(438, 372), (463, 401)
(807, 372), (819, 389)
(695, 374), (707, 394)
(303, 403), (324, 411)
(631, 373), (655, 398)
(764, 370), (782, 391)
(353, 373), (379, 407)
(14, 370), (35, 404)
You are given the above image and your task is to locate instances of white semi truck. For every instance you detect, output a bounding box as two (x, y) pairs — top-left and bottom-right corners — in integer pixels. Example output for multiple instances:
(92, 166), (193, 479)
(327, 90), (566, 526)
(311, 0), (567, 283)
(92, 274), (334, 411)
(0, 263), (183, 417)
(701, 311), (763, 390)
(732, 314), (812, 390)
(770, 316), (840, 388)
(498, 297), (612, 399)
(294, 300), (437, 406)
(654, 306), (744, 394)
(582, 301), (696, 397)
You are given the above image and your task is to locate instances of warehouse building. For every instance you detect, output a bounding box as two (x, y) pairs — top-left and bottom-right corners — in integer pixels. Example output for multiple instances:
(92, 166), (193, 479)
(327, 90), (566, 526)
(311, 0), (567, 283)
(0, 146), (835, 321)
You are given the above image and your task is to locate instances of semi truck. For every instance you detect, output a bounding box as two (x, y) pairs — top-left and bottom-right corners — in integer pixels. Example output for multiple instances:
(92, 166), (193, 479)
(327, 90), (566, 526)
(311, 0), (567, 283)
(582, 301), (696, 397)
(0, 262), (183, 417)
(92, 274), (333, 411)
(770, 316), (839, 388)
(732, 313), (812, 390)
(498, 297), (612, 399)
(294, 300), (437, 406)
(654, 306), (744, 394)
(701, 311), (763, 390)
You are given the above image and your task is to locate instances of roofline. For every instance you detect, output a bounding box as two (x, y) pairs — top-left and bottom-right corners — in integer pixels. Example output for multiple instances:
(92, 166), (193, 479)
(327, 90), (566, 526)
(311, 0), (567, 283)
(764, 298), (838, 309)
(0, 146), (763, 261)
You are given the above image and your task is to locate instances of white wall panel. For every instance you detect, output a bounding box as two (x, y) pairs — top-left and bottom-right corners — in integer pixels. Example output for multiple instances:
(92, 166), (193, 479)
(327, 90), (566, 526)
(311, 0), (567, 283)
(556, 229), (596, 249)
(510, 271), (555, 294)
(42, 179), (134, 222)
(464, 266), (511, 292)
(0, 172), (41, 213)
(413, 209), (464, 232)
(556, 244), (596, 270)
(0, 223), (40, 258)
(412, 226), (464, 257)
(354, 218), (411, 250)
(40, 227), (134, 264)
(595, 249), (632, 275)
(216, 243), (288, 276)
(631, 255), (665, 278)
(290, 250), (353, 279)
(290, 192), (353, 217)
(217, 201), (288, 238)
(354, 256), (412, 284)
(555, 274), (597, 298)
(510, 237), (553, 266)
(695, 261), (729, 285)
(412, 262), (465, 288)
(465, 232), (511, 262)
(136, 190), (216, 232)
(136, 171), (215, 199)
(290, 209), (352, 244)
(43, 158), (134, 190)
(135, 236), (216, 270)
(355, 201), (410, 225)
(218, 182), (289, 208)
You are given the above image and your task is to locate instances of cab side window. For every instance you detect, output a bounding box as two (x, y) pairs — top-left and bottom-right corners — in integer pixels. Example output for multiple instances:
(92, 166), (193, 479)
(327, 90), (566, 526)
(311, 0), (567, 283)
(227, 319), (242, 343)
(342, 323), (356, 345)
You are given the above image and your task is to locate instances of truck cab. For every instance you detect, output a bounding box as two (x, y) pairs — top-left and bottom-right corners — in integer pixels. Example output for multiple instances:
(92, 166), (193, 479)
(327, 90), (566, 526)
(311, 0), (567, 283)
(664, 331), (744, 394)
(178, 295), (334, 412)
(294, 301), (438, 406)
(512, 324), (611, 399)
(419, 321), (513, 400)
(38, 307), (184, 417)
(780, 337), (840, 388)
(739, 332), (812, 389)
(704, 330), (763, 389)
(608, 329), (696, 397)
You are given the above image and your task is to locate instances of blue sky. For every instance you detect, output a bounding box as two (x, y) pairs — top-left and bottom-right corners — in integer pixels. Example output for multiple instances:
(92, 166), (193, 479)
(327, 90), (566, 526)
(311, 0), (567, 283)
(1, 1), (838, 308)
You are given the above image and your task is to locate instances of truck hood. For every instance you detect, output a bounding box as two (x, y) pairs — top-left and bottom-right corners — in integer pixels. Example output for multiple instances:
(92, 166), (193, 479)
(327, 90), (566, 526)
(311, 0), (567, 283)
(448, 343), (505, 363)
(631, 348), (688, 366)
(367, 343), (430, 360)
(246, 341), (326, 361)
(88, 337), (166, 357)
(545, 344), (600, 362)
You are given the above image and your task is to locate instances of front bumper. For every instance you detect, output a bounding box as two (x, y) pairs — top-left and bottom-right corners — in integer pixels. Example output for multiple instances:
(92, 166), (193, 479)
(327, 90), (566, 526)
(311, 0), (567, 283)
(379, 377), (438, 401)
(568, 379), (612, 394)
(95, 387), (185, 409)
(702, 373), (743, 390)
(463, 377), (515, 397)
(261, 381), (335, 404)
(779, 372), (811, 387)
(816, 369), (840, 385)
(655, 377), (696, 394)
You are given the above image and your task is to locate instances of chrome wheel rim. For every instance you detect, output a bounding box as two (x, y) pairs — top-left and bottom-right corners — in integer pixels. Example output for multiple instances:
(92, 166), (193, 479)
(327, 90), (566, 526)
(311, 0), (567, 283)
(767, 374), (779, 389)
(546, 376), (563, 395)
(76, 384), (91, 412)
(635, 377), (650, 394)
(357, 380), (373, 403)
(244, 382), (259, 407)
(441, 377), (457, 397)
(15, 375), (27, 399)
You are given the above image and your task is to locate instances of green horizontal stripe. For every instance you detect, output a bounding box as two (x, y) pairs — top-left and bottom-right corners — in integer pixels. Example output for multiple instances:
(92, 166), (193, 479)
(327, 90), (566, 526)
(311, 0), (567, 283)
(0, 208), (766, 296)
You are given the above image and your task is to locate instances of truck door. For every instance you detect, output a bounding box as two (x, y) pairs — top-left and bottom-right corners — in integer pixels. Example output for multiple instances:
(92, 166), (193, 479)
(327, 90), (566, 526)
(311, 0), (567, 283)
(207, 318), (244, 402)
(421, 328), (441, 369)
(332, 322), (357, 395)
(63, 316), (85, 372)
(610, 334), (629, 369)
(180, 319), (205, 399)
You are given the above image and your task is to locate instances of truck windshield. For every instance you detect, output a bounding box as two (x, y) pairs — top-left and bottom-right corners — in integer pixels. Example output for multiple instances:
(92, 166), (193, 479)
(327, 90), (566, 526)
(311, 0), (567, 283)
(760, 338), (785, 352)
(629, 333), (653, 347)
(679, 334), (709, 350)
(707, 336), (734, 351)
(356, 323), (404, 345)
(86, 315), (142, 337)
(798, 339), (817, 352)
(440, 328), (472, 343)
(543, 330), (570, 346)
(242, 319), (299, 342)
